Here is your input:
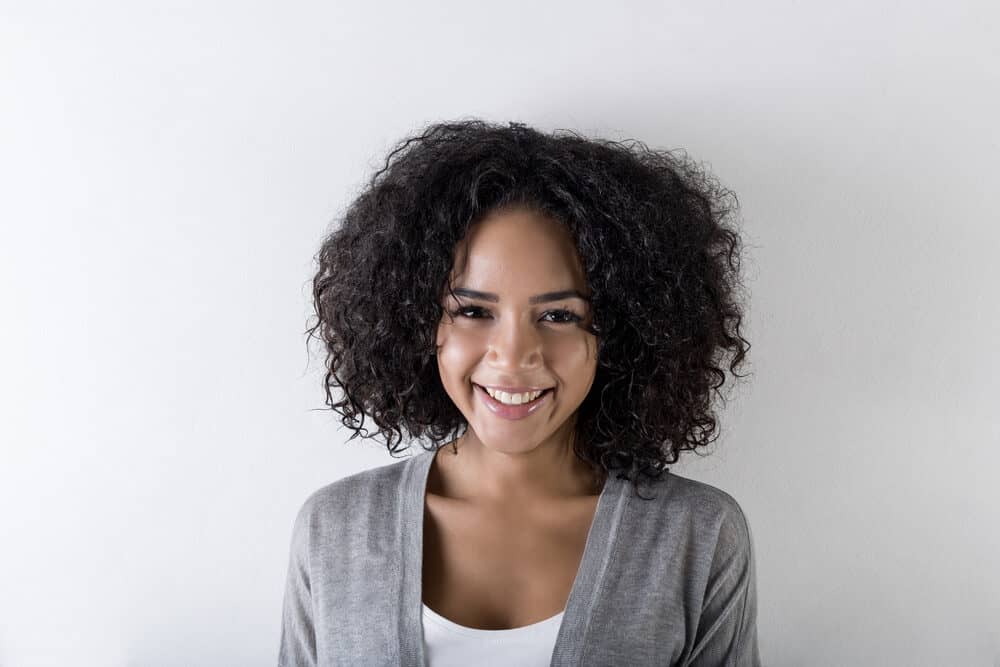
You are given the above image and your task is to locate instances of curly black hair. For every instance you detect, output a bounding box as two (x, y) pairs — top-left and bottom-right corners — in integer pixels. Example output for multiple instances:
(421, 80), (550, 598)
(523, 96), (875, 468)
(305, 118), (751, 498)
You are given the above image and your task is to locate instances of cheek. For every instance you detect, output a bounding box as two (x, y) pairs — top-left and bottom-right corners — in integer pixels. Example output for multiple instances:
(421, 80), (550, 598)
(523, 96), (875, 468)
(435, 320), (448, 348)
(551, 332), (598, 364)
(436, 326), (482, 376)
(553, 336), (599, 390)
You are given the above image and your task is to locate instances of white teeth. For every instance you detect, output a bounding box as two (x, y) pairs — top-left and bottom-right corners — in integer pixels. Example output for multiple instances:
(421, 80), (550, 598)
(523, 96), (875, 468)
(485, 387), (544, 405)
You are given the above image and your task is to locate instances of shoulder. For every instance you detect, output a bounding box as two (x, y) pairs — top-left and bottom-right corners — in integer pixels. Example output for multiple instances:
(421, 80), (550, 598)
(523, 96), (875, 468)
(627, 470), (754, 558)
(290, 450), (430, 531)
(662, 472), (749, 520)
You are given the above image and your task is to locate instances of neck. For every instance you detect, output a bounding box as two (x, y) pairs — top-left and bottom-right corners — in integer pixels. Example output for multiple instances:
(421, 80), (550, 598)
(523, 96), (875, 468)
(436, 427), (605, 504)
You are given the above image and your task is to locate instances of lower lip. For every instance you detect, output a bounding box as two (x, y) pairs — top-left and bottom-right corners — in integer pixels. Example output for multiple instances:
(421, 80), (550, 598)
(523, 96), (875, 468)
(474, 384), (553, 420)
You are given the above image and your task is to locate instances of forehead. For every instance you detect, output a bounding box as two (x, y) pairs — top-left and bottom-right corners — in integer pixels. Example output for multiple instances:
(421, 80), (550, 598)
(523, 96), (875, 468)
(449, 207), (588, 292)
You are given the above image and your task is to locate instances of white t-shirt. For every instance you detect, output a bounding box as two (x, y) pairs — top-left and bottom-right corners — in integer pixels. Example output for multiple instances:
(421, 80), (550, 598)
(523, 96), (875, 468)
(422, 602), (565, 667)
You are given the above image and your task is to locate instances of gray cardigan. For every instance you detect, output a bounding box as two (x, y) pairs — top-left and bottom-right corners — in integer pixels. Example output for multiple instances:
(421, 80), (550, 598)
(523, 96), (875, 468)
(278, 448), (761, 666)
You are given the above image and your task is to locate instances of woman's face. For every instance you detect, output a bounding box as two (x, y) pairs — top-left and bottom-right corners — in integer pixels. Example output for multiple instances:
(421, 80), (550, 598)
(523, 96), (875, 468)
(435, 206), (598, 455)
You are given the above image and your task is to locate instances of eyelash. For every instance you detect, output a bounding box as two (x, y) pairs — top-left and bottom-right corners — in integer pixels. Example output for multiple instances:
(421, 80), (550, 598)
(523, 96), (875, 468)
(449, 306), (582, 324)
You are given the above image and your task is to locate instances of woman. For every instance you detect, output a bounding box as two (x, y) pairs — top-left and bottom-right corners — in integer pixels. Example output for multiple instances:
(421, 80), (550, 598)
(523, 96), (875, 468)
(278, 119), (760, 666)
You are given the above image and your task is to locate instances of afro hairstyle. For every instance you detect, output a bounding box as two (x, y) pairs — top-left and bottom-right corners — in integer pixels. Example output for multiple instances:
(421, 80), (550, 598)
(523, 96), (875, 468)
(305, 118), (752, 497)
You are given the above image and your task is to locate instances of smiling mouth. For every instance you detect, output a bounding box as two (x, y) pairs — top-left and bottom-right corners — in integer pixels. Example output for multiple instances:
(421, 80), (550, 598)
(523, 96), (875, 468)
(473, 383), (554, 403)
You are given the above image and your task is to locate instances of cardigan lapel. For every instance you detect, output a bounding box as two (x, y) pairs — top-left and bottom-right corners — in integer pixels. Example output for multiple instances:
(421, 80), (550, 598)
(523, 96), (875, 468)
(549, 464), (628, 665)
(398, 449), (435, 666)
(397, 448), (629, 667)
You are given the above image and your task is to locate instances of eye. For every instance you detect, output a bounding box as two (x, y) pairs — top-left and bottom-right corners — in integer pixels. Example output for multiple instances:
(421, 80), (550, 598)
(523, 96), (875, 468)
(542, 309), (582, 324)
(450, 306), (488, 319)
(448, 305), (581, 324)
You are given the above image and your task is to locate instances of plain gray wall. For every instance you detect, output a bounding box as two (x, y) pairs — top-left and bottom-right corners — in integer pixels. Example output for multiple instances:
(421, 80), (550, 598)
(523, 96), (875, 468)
(1, 1), (997, 665)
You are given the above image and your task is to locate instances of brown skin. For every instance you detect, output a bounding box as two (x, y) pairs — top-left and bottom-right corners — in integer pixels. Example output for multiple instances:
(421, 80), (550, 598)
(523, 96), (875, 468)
(423, 205), (608, 629)
(433, 204), (606, 502)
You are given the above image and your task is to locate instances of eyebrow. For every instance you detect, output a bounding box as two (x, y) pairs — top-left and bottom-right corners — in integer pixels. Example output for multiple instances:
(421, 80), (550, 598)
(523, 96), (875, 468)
(450, 287), (591, 304)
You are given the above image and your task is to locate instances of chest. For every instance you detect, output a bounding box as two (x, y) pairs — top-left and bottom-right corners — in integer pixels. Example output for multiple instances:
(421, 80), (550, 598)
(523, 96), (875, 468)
(421, 494), (600, 631)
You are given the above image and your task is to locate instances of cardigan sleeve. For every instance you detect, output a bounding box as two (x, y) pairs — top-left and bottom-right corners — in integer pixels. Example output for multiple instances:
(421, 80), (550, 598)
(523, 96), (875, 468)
(685, 501), (762, 667)
(277, 498), (318, 667)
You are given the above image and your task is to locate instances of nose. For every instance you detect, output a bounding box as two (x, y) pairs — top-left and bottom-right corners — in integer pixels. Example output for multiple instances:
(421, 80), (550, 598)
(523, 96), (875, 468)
(486, 312), (543, 370)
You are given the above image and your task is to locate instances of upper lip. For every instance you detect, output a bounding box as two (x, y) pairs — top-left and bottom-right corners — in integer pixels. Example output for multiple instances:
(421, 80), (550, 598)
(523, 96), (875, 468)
(475, 383), (553, 393)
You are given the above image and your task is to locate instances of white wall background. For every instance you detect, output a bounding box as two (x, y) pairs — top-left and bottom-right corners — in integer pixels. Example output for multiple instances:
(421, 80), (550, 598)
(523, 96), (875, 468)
(2, 1), (997, 665)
